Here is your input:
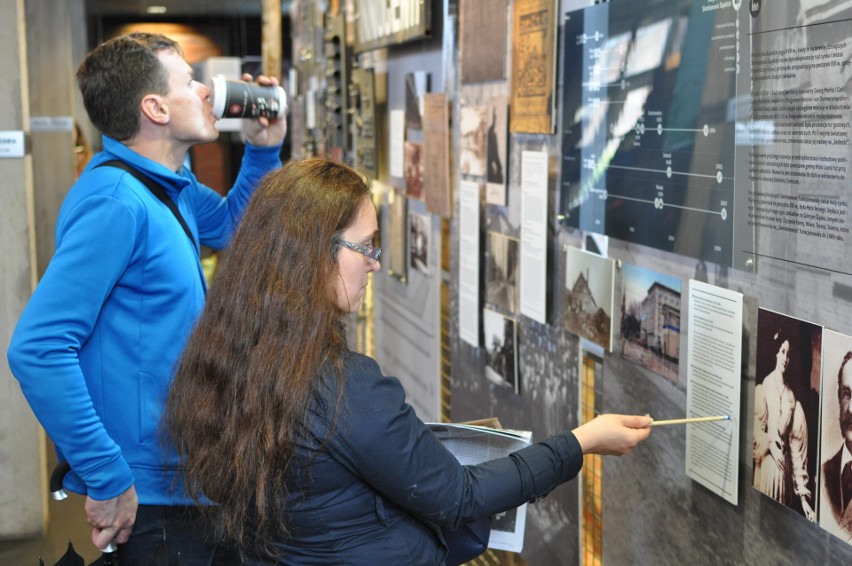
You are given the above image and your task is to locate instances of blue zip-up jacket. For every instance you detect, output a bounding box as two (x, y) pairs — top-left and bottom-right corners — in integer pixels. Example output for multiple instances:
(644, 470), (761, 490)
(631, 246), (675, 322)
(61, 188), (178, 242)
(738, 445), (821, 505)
(7, 136), (282, 505)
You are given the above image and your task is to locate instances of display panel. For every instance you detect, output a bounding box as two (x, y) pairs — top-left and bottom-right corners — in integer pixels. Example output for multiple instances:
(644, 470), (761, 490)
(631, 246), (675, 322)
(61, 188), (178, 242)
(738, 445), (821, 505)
(560, 0), (738, 266)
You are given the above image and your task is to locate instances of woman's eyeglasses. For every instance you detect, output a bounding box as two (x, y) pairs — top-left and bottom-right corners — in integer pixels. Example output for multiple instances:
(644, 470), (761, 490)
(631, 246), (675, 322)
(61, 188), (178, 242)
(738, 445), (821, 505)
(339, 240), (382, 262)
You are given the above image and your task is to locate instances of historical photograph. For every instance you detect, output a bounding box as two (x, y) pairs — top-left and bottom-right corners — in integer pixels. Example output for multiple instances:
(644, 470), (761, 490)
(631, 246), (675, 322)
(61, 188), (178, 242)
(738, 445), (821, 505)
(483, 308), (519, 393)
(485, 231), (520, 314)
(404, 141), (424, 200)
(820, 329), (852, 540)
(486, 103), (509, 206)
(563, 247), (615, 351)
(459, 104), (488, 177)
(619, 262), (681, 383)
(409, 211), (430, 275)
(753, 308), (821, 522)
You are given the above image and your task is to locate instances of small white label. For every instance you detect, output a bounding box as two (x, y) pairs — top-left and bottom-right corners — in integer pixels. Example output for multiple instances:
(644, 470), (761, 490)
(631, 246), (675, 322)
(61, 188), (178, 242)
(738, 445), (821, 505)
(30, 116), (74, 132)
(0, 131), (25, 158)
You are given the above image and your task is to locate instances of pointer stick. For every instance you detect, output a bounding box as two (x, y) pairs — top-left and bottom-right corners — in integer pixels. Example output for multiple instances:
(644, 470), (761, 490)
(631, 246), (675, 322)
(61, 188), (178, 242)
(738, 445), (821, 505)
(649, 415), (730, 427)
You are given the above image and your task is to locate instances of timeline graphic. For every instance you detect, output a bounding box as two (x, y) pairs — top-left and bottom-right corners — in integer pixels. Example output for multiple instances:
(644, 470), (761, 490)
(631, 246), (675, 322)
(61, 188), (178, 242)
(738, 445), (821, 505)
(560, 0), (740, 266)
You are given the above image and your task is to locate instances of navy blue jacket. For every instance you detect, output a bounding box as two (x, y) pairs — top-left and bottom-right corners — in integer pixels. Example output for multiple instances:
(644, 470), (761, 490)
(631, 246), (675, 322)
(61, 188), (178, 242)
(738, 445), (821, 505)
(257, 352), (584, 565)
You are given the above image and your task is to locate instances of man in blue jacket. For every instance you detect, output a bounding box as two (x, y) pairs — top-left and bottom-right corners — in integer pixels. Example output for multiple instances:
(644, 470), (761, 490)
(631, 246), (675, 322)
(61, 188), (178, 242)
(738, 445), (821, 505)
(6, 32), (286, 564)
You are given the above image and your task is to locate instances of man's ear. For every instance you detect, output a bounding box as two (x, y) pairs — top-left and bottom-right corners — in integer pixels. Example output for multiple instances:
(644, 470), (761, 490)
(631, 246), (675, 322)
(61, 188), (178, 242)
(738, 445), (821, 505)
(140, 94), (169, 125)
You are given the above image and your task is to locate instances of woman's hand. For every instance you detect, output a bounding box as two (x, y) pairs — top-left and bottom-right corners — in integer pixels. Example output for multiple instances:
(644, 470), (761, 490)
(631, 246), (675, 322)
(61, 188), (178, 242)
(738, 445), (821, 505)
(572, 414), (652, 456)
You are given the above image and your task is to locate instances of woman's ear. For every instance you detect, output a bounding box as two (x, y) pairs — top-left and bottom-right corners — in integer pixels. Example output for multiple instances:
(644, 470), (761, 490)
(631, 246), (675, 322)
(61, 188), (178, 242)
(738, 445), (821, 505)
(140, 94), (169, 125)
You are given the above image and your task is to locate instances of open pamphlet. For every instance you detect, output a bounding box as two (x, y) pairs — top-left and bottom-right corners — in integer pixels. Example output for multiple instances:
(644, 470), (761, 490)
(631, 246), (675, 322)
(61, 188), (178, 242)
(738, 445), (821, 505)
(426, 418), (532, 553)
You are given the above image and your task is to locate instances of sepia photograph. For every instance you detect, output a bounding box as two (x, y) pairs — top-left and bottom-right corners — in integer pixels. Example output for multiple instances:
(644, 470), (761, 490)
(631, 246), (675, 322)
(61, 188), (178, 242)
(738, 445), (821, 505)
(819, 329), (852, 541)
(483, 308), (519, 393)
(563, 247), (615, 351)
(404, 141), (425, 200)
(753, 308), (821, 522)
(459, 104), (489, 177)
(619, 263), (681, 383)
(485, 231), (520, 314)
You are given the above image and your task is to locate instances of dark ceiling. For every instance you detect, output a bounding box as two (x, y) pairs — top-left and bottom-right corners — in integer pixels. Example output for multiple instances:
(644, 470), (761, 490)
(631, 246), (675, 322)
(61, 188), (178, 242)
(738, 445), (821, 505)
(83, 0), (290, 18)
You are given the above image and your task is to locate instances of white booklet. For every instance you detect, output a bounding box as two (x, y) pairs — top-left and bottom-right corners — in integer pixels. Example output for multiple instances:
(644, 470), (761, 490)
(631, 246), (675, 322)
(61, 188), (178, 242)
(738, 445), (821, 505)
(426, 420), (532, 553)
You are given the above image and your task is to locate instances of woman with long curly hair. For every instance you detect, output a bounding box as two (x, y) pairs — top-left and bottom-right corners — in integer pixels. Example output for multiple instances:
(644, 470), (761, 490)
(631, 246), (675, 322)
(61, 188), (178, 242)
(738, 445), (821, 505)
(165, 157), (652, 564)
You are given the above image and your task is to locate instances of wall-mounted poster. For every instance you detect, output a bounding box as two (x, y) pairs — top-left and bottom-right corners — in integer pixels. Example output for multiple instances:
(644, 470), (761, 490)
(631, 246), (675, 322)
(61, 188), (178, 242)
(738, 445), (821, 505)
(563, 247), (615, 351)
(459, 104), (488, 177)
(386, 189), (408, 283)
(485, 231), (519, 315)
(409, 211), (430, 275)
(486, 104), (509, 206)
(819, 329), (852, 541)
(405, 71), (430, 130)
(483, 308), (519, 394)
(620, 263), (681, 383)
(404, 141), (424, 200)
(460, 0), (508, 84)
(753, 308), (822, 523)
(509, 0), (556, 134)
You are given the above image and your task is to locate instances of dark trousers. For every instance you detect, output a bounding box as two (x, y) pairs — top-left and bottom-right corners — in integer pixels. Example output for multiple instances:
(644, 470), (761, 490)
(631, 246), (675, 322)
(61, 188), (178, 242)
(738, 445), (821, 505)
(116, 505), (243, 565)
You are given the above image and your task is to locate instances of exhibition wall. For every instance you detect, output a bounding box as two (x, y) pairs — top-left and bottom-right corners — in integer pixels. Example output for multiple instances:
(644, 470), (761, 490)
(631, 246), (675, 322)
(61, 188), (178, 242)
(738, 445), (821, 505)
(289, 0), (852, 563)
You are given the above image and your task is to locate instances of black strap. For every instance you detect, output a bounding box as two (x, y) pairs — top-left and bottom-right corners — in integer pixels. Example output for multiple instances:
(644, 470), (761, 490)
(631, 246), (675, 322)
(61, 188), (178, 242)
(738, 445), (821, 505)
(98, 159), (199, 254)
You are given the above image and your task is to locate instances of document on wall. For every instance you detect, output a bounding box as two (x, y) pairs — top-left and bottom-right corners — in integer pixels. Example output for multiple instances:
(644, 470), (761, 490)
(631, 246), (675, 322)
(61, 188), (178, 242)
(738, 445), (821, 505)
(427, 421), (532, 553)
(519, 150), (548, 324)
(389, 109), (405, 178)
(684, 280), (742, 505)
(459, 179), (481, 347)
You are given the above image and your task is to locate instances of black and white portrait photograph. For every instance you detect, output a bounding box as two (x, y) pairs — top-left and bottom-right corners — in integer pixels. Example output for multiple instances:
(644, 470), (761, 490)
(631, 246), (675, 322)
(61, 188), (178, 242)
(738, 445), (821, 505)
(485, 231), (519, 315)
(485, 104), (509, 206)
(619, 262), (681, 383)
(483, 308), (518, 393)
(753, 308), (821, 522)
(409, 211), (430, 275)
(459, 104), (488, 177)
(563, 247), (615, 351)
(820, 328), (852, 541)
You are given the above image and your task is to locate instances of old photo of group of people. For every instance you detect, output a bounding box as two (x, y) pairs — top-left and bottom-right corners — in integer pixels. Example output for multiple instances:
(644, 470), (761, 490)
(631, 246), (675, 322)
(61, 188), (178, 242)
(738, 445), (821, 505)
(752, 307), (852, 543)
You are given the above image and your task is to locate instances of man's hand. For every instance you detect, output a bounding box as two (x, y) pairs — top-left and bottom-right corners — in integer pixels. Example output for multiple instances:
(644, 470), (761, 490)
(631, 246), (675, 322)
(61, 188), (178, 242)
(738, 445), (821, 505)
(241, 73), (288, 147)
(85, 484), (138, 550)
